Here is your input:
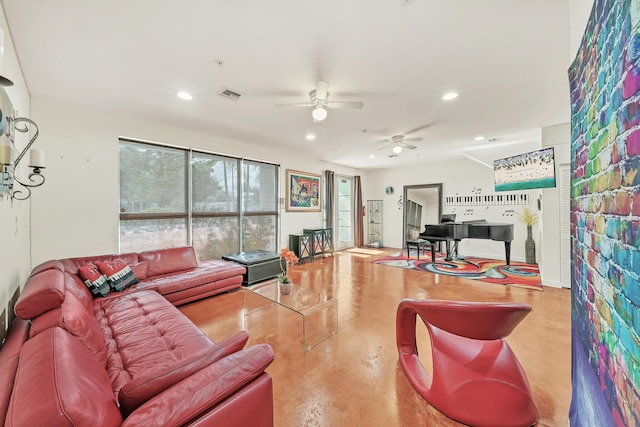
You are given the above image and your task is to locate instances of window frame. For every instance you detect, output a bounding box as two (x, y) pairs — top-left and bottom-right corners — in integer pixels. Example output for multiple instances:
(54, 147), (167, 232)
(119, 138), (279, 259)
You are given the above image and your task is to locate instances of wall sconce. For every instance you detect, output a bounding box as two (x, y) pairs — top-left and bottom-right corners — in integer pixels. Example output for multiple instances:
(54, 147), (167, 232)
(3, 117), (45, 200)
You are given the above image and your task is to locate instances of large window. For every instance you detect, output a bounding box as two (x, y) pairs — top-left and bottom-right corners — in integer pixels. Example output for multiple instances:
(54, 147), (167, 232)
(243, 161), (278, 252)
(119, 140), (278, 260)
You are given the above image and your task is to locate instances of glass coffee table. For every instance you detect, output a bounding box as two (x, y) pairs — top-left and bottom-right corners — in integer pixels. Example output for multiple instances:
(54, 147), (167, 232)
(244, 279), (338, 351)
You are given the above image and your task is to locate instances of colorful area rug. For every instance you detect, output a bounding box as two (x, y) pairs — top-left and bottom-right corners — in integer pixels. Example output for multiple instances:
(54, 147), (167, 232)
(373, 251), (543, 291)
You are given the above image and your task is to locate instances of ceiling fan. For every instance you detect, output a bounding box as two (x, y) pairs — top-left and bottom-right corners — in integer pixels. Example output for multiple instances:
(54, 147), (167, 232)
(377, 134), (423, 154)
(276, 81), (364, 122)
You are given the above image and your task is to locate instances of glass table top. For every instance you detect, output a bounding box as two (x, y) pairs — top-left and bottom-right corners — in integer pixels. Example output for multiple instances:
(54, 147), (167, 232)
(245, 279), (335, 314)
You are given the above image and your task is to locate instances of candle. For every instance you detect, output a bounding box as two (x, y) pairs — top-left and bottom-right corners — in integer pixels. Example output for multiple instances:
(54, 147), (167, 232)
(0, 145), (9, 165)
(29, 149), (44, 168)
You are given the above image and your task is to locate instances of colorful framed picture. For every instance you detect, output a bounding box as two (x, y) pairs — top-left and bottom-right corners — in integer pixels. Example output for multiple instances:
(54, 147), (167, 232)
(286, 169), (321, 212)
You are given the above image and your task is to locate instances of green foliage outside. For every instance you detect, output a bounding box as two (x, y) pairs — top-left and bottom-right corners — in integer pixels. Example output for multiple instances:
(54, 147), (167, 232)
(119, 141), (277, 260)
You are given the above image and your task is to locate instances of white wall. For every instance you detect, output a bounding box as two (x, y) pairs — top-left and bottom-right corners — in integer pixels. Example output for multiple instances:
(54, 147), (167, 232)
(540, 123), (571, 288)
(30, 98), (360, 266)
(363, 156), (541, 264)
(0, 6), (31, 334)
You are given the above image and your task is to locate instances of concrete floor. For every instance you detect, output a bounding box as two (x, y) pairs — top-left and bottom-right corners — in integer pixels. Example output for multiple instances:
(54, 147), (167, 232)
(180, 247), (571, 427)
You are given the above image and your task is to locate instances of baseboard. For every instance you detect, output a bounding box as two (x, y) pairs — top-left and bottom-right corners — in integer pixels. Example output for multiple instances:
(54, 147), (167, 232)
(541, 279), (564, 289)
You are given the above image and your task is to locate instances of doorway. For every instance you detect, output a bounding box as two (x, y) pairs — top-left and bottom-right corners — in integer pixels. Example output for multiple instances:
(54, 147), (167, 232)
(403, 184), (443, 245)
(336, 176), (354, 250)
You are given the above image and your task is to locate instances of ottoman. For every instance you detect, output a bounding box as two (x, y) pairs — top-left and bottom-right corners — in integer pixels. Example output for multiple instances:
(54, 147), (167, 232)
(222, 250), (282, 286)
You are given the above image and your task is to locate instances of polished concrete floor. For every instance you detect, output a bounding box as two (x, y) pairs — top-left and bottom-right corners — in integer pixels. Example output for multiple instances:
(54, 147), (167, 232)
(179, 248), (571, 426)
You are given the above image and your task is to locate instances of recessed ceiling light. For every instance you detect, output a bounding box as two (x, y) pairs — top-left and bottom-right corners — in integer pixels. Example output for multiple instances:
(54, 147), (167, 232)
(475, 136), (485, 141)
(369, 155), (375, 159)
(177, 91), (193, 100)
(442, 92), (458, 101)
(306, 134), (316, 140)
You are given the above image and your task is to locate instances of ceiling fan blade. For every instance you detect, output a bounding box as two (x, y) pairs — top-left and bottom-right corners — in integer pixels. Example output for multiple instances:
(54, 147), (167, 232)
(377, 144), (391, 151)
(403, 144), (418, 150)
(327, 101), (364, 109)
(404, 137), (423, 142)
(376, 138), (391, 143)
(404, 123), (434, 134)
(276, 102), (314, 107)
(316, 81), (329, 100)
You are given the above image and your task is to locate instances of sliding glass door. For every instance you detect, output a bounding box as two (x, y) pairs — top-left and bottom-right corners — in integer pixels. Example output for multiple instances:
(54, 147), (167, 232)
(335, 176), (354, 250)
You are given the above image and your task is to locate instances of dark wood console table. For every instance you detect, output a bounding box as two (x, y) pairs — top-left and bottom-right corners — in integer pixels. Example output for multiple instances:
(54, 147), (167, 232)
(289, 233), (313, 263)
(303, 227), (333, 260)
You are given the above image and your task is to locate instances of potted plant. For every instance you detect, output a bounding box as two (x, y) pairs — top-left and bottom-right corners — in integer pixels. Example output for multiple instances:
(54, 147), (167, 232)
(278, 247), (299, 294)
(516, 207), (538, 264)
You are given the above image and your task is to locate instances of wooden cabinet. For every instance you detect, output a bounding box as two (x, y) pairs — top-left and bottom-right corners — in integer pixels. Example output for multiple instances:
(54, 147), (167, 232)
(303, 227), (333, 259)
(367, 200), (383, 248)
(289, 233), (312, 263)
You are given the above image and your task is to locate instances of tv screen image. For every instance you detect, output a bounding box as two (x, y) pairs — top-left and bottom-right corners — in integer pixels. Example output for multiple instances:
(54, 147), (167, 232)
(493, 147), (556, 191)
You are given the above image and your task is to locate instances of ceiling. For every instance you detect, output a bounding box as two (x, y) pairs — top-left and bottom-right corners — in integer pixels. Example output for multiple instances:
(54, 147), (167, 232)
(1, 0), (571, 170)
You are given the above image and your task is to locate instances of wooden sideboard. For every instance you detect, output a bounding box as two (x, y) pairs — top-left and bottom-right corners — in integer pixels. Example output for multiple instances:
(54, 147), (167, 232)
(289, 233), (313, 263)
(303, 227), (333, 259)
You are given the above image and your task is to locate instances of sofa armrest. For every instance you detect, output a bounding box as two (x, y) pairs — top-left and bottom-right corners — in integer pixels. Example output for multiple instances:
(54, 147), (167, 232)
(118, 331), (250, 415)
(121, 344), (274, 427)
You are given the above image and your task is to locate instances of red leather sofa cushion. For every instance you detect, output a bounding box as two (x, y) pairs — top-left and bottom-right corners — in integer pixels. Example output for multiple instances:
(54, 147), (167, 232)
(138, 246), (199, 277)
(0, 319), (29, 424)
(94, 290), (215, 393)
(29, 272), (109, 367)
(14, 269), (65, 319)
(5, 327), (123, 427)
(142, 259), (245, 295)
(121, 344), (275, 426)
(118, 330), (250, 415)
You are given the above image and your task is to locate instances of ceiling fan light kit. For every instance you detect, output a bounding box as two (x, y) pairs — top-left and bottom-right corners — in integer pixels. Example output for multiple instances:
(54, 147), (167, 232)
(378, 134), (423, 155)
(277, 80), (363, 122)
(312, 106), (327, 121)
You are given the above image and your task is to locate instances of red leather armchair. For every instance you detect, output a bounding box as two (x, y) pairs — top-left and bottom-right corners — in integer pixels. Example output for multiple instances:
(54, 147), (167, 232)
(396, 298), (538, 427)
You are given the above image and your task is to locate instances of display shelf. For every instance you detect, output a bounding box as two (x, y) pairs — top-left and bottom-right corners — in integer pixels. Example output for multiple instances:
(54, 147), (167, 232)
(367, 200), (383, 248)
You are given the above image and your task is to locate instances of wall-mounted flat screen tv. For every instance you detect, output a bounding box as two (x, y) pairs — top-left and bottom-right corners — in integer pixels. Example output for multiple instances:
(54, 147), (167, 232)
(493, 147), (556, 191)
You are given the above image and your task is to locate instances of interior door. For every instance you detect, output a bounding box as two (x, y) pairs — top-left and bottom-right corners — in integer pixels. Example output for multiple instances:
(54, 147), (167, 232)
(336, 176), (354, 249)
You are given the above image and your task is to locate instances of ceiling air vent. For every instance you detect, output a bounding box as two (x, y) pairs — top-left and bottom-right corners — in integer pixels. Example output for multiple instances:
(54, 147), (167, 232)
(218, 89), (242, 101)
(487, 137), (504, 143)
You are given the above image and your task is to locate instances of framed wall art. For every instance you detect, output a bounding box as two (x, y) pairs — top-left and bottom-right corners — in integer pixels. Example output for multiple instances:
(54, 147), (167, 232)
(286, 169), (321, 212)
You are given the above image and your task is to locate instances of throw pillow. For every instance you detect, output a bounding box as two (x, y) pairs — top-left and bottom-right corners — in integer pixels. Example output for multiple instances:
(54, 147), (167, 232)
(77, 265), (111, 297)
(96, 259), (140, 292)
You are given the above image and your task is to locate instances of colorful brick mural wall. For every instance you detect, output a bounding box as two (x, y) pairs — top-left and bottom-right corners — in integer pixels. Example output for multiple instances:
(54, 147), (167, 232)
(569, 0), (640, 425)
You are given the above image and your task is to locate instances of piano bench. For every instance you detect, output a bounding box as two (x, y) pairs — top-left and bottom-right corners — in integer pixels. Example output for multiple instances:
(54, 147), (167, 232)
(406, 239), (436, 262)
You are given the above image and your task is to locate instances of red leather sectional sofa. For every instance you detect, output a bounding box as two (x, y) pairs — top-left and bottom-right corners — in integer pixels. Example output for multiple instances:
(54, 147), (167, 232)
(0, 246), (275, 426)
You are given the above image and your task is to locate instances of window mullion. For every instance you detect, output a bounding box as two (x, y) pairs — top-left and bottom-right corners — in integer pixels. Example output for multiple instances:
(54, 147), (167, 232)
(187, 150), (193, 247)
(239, 158), (245, 252)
